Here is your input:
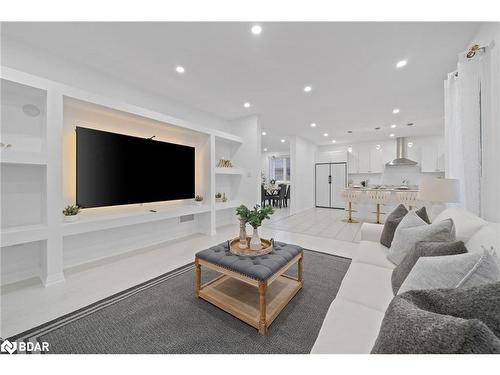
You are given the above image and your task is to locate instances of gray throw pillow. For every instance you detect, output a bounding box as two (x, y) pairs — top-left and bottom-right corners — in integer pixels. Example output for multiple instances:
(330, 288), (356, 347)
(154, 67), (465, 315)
(380, 205), (430, 248)
(398, 249), (500, 294)
(372, 282), (500, 354)
(391, 241), (468, 295)
(388, 214), (455, 265)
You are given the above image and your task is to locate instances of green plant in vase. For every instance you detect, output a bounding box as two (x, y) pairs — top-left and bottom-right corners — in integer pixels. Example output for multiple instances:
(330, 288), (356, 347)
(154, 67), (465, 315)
(247, 205), (274, 250)
(236, 205), (252, 249)
(62, 204), (81, 222)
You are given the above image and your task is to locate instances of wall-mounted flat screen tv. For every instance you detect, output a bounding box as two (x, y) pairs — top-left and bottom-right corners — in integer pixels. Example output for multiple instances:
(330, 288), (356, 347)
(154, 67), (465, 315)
(76, 127), (195, 208)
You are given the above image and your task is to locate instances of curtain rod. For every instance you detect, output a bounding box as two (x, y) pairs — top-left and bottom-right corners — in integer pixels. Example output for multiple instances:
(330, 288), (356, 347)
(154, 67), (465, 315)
(466, 44), (486, 59)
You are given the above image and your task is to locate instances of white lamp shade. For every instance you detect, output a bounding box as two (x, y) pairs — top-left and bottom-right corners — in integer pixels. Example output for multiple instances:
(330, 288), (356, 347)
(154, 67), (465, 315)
(417, 177), (460, 203)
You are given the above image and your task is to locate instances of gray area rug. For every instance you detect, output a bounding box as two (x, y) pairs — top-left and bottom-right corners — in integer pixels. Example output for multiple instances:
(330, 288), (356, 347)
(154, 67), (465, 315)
(11, 249), (351, 354)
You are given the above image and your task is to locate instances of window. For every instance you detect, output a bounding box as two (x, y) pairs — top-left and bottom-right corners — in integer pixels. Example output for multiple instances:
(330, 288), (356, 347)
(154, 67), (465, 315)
(269, 156), (290, 182)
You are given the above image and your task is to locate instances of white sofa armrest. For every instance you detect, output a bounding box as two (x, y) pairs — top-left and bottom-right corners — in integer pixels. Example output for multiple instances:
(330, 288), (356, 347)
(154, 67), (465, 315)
(360, 223), (384, 242)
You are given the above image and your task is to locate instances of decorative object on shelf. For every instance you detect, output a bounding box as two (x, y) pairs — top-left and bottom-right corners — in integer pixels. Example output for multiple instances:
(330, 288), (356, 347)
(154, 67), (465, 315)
(222, 192), (228, 203)
(247, 204), (274, 250)
(0, 143), (12, 149)
(236, 205), (252, 249)
(63, 204), (81, 222)
(215, 192), (222, 202)
(194, 195), (204, 206)
(261, 172), (266, 185)
(361, 179), (368, 187)
(217, 159), (233, 168)
(227, 237), (274, 256)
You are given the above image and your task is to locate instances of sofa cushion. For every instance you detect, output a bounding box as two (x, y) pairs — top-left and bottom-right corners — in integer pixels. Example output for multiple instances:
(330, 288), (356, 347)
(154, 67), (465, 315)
(398, 249), (500, 294)
(311, 298), (385, 354)
(391, 241), (467, 295)
(354, 241), (395, 270)
(380, 205), (430, 248)
(434, 207), (487, 241)
(371, 282), (500, 354)
(466, 223), (500, 263)
(336, 262), (394, 312)
(388, 214), (455, 265)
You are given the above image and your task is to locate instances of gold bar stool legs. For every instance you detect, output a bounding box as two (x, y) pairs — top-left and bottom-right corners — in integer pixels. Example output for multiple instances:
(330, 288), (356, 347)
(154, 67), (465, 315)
(367, 191), (391, 225)
(341, 189), (360, 223)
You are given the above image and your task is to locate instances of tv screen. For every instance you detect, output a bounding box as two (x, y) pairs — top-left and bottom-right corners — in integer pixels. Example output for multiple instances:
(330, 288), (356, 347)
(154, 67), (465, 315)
(76, 127), (195, 208)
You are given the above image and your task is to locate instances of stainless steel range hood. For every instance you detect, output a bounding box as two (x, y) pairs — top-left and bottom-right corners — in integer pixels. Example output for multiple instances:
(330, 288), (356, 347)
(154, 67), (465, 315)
(386, 137), (418, 166)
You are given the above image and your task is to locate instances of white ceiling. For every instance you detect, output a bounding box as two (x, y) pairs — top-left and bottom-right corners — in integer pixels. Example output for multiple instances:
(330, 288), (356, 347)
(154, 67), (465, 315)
(2, 22), (481, 152)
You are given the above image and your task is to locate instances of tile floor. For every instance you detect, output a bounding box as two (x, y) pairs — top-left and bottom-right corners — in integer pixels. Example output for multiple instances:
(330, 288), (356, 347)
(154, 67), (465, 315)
(0, 221), (359, 338)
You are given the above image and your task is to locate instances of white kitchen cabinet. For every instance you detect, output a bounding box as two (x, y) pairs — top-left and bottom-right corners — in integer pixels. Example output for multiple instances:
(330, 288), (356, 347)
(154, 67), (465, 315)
(348, 151), (359, 174)
(369, 148), (384, 173)
(421, 137), (445, 172)
(357, 148), (371, 173)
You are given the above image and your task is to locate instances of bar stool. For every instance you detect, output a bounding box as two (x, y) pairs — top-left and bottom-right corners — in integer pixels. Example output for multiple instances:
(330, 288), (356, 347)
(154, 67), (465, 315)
(396, 191), (419, 210)
(366, 190), (391, 224)
(341, 189), (362, 223)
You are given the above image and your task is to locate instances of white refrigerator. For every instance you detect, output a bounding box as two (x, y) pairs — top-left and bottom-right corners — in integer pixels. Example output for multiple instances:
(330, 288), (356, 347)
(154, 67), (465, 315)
(315, 162), (347, 209)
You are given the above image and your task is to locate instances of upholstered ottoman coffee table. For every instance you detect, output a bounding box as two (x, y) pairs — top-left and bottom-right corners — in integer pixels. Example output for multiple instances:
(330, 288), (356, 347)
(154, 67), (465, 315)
(195, 241), (304, 335)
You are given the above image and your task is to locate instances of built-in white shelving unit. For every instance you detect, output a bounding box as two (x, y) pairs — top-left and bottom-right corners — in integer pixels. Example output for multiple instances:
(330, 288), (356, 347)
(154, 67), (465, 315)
(0, 67), (260, 288)
(215, 167), (244, 175)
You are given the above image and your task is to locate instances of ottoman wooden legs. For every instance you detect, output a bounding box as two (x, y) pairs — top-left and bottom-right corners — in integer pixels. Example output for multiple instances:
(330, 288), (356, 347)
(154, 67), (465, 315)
(194, 258), (201, 298)
(259, 282), (268, 335)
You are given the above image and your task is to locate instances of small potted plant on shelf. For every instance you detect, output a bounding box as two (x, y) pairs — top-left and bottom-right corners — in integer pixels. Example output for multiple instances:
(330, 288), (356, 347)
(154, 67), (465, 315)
(215, 192), (222, 202)
(247, 205), (274, 250)
(194, 195), (204, 206)
(63, 204), (81, 222)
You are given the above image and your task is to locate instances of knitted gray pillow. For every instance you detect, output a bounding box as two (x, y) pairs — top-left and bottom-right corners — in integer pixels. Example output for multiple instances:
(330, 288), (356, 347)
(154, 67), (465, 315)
(372, 282), (500, 354)
(388, 215), (455, 265)
(380, 205), (430, 248)
(391, 241), (468, 295)
(398, 249), (500, 294)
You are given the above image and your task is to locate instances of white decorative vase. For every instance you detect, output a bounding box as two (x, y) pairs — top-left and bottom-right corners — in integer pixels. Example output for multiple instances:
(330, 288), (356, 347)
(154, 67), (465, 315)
(250, 227), (261, 250)
(64, 215), (78, 223)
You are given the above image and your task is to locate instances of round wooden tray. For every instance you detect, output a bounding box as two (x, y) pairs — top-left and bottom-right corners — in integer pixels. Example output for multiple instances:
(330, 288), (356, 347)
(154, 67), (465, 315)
(228, 237), (274, 256)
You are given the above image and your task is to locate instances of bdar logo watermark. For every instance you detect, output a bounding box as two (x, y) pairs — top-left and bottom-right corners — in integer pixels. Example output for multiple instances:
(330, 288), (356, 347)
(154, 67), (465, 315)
(1, 337), (49, 354)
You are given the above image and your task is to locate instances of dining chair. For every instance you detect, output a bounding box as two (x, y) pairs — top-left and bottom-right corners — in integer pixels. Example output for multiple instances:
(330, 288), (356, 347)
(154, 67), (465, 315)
(271, 185), (287, 208)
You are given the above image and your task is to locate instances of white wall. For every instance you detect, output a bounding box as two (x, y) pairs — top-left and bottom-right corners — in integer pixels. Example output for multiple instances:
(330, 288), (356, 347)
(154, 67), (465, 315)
(469, 23), (500, 222)
(290, 136), (317, 215)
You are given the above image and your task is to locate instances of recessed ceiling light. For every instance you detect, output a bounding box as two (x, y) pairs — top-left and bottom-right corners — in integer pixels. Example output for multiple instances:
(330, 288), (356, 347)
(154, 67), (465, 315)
(392, 108), (400, 114)
(376, 144), (381, 150)
(347, 147), (353, 153)
(281, 139), (286, 143)
(304, 86), (312, 93)
(251, 25), (262, 35)
(391, 124), (397, 129)
(390, 133), (395, 137)
(323, 133), (329, 137)
(407, 142), (413, 148)
(261, 131), (267, 136)
(175, 65), (185, 74)
(347, 130), (353, 134)
(243, 102), (251, 108)
(263, 148), (268, 152)
(332, 140), (337, 143)
(310, 123), (317, 128)
(396, 60), (407, 68)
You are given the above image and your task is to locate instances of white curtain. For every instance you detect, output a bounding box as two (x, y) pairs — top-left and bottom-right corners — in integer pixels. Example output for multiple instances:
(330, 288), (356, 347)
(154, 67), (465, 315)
(444, 46), (492, 216)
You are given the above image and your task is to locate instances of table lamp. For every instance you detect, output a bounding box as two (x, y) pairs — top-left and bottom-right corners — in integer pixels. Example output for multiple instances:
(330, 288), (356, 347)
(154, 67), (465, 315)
(417, 177), (460, 220)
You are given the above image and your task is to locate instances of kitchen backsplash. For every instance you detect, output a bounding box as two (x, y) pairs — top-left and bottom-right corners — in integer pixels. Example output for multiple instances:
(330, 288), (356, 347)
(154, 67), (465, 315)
(349, 165), (444, 187)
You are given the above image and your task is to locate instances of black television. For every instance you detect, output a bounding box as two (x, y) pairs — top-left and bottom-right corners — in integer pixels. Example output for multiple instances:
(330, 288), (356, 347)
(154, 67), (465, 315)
(76, 127), (195, 208)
